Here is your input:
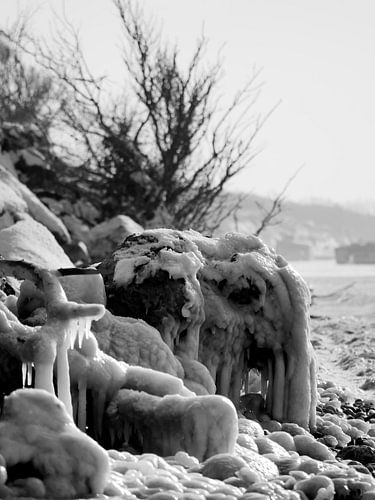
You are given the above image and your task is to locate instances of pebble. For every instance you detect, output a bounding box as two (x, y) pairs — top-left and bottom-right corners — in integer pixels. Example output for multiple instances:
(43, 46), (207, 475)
(337, 446), (375, 465)
(147, 492), (180, 500)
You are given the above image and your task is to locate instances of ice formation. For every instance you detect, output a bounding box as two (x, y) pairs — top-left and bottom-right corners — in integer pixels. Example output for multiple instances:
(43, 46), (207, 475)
(99, 229), (317, 429)
(0, 268), (110, 430)
(23, 269), (105, 416)
(57, 267), (214, 394)
(0, 225), (317, 494)
(108, 390), (238, 461)
(0, 388), (109, 498)
(0, 261), (237, 462)
(92, 311), (185, 378)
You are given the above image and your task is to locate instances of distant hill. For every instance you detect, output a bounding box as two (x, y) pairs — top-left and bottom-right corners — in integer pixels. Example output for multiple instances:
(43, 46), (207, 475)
(217, 193), (375, 260)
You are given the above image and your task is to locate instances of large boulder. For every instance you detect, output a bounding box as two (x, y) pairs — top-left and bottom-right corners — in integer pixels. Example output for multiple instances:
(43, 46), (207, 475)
(0, 163), (70, 244)
(0, 216), (73, 269)
(0, 135), (73, 269)
(0, 122), (96, 258)
(87, 215), (143, 262)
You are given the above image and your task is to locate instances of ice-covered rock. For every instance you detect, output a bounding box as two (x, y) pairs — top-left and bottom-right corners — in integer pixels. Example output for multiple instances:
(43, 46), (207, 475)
(99, 228), (317, 429)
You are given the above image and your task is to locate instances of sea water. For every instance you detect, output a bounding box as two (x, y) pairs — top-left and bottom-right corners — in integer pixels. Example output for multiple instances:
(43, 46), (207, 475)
(290, 259), (375, 319)
(290, 259), (375, 279)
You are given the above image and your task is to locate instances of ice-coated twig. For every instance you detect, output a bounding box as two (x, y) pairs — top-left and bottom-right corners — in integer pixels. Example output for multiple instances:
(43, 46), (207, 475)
(24, 269), (105, 416)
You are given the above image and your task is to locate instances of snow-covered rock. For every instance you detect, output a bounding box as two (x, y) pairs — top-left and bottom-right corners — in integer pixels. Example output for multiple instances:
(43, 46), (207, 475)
(0, 163), (70, 244)
(0, 215), (73, 269)
(87, 215), (143, 261)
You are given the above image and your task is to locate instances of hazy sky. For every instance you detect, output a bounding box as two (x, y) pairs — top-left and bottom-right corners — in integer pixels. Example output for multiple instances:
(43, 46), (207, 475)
(3, 0), (375, 207)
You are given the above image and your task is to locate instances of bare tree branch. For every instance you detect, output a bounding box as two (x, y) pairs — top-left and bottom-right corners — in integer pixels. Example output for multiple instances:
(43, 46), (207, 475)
(1, 0), (274, 233)
(254, 165), (304, 236)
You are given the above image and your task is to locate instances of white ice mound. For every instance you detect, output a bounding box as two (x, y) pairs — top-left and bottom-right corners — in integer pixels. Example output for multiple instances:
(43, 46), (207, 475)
(0, 388), (110, 499)
(108, 389), (238, 461)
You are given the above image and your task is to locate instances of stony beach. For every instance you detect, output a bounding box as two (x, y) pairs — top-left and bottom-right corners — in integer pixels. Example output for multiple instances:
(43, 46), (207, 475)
(309, 272), (375, 400)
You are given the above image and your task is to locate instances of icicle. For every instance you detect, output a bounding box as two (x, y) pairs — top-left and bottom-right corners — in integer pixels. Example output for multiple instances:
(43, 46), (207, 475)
(85, 319), (90, 338)
(123, 422), (131, 445)
(75, 318), (91, 349)
(77, 378), (87, 432)
(27, 362), (33, 386)
(22, 362), (34, 388)
(57, 347), (73, 417)
(21, 362), (27, 388)
(109, 427), (115, 448)
(230, 366), (243, 407)
(219, 361), (232, 396)
(77, 318), (85, 349)
(72, 387), (78, 422)
(34, 362), (55, 395)
(93, 390), (106, 440)
(70, 321), (81, 350)
(260, 367), (268, 399)
(283, 375), (290, 421)
(68, 325), (75, 350)
(244, 372), (249, 394)
(272, 349), (285, 422)
(137, 428), (144, 449)
(265, 357), (273, 414)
